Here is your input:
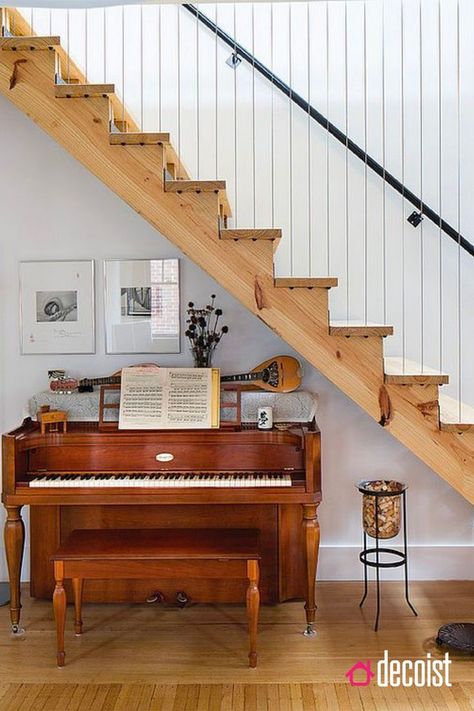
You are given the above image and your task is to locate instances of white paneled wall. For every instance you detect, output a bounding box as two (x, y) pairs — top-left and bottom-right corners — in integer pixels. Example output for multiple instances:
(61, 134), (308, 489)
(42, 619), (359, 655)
(17, 0), (474, 412)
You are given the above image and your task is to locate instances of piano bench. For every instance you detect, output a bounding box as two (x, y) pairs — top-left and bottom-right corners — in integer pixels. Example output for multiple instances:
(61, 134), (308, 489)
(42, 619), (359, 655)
(50, 528), (261, 669)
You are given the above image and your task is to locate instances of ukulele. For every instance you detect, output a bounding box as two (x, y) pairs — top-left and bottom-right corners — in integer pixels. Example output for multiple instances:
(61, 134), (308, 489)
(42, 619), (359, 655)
(49, 356), (302, 394)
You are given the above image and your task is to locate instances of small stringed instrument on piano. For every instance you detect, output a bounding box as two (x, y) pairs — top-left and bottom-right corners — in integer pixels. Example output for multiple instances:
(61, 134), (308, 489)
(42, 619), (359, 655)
(49, 356), (302, 394)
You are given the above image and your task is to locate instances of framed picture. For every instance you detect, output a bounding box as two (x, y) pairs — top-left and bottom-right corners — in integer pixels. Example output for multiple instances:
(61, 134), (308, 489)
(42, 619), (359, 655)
(104, 258), (180, 354)
(19, 260), (95, 354)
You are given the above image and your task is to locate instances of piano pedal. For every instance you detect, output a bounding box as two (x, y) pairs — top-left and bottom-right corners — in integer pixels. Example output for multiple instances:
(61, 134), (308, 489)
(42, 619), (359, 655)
(303, 624), (316, 637)
(175, 591), (189, 609)
(146, 590), (165, 605)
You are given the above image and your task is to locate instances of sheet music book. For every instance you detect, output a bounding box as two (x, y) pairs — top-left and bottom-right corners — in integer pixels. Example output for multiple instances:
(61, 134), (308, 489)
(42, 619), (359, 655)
(118, 366), (220, 430)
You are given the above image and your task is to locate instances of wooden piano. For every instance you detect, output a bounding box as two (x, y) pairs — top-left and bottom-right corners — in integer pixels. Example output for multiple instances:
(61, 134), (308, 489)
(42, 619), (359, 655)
(2, 419), (321, 635)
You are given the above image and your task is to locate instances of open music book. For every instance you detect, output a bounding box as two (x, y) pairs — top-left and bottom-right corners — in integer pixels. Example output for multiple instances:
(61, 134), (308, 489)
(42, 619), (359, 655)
(119, 366), (220, 430)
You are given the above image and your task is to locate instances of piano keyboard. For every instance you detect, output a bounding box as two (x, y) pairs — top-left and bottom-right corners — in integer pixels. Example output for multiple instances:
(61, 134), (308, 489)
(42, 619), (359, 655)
(29, 473), (293, 488)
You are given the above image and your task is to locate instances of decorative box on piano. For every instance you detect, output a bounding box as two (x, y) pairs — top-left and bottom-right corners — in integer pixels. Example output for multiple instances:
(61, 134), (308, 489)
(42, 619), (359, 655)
(2, 414), (321, 636)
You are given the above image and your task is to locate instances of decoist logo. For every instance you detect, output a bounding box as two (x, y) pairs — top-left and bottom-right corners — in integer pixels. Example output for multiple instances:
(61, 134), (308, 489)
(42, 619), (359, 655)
(345, 651), (452, 688)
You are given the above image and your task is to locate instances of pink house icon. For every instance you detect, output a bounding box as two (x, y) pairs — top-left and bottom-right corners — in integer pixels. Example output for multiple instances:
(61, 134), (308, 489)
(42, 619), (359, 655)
(345, 660), (375, 687)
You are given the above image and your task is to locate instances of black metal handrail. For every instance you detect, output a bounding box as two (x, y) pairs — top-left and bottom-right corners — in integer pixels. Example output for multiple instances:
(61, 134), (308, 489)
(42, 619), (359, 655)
(183, 3), (474, 258)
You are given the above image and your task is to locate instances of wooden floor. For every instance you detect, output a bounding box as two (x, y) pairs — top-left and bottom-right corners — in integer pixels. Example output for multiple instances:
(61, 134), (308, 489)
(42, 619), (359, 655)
(0, 582), (472, 710)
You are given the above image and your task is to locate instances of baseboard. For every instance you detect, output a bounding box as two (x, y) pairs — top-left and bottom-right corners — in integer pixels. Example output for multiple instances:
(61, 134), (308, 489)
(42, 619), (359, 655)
(0, 544), (472, 583)
(317, 545), (474, 581)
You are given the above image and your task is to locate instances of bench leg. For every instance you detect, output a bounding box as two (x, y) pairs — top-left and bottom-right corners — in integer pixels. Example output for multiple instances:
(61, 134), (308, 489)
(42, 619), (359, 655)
(246, 560), (260, 668)
(72, 578), (83, 636)
(302, 503), (320, 637)
(53, 561), (66, 667)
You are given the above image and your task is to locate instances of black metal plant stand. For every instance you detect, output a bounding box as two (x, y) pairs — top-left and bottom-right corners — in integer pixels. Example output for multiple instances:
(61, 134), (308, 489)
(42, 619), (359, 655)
(357, 481), (418, 631)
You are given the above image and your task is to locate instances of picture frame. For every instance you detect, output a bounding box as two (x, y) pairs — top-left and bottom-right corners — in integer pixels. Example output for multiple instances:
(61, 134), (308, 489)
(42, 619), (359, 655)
(19, 260), (95, 355)
(104, 258), (180, 354)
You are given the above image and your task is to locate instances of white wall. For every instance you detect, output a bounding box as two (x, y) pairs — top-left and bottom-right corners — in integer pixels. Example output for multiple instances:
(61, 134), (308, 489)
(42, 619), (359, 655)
(19, 0), (474, 414)
(0, 95), (472, 582)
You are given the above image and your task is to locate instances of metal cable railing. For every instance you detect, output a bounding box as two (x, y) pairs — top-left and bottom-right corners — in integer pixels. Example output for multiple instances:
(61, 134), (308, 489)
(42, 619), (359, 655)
(183, 2), (474, 259)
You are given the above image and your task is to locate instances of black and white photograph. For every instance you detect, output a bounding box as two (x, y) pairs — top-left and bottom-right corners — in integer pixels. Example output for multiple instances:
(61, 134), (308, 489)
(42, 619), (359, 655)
(20, 260), (94, 354)
(36, 290), (78, 322)
(121, 287), (151, 317)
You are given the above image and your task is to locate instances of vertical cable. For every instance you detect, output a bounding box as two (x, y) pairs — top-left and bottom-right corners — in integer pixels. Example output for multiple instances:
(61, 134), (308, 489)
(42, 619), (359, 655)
(84, 8), (88, 84)
(140, 4), (144, 132)
(233, 3), (237, 225)
(344, 2), (349, 319)
(158, 4), (161, 131)
(177, 4), (181, 160)
(456, 0), (462, 418)
(401, 0), (406, 372)
(252, 3), (256, 228)
(307, 2), (312, 274)
(419, 0), (424, 371)
(67, 9), (70, 84)
(196, 2), (200, 179)
(363, 1), (368, 324)
(289, 3), (294, 274)
(438, 0), (443, 374)
(326, 2), (330, 276)
(270, 2), (275, 229)
(30, 8), (33, 34)
(215, 4), (218, 180)
(382, 1), (387, 325)
(103, 7), (107, 84)
(122, 5), (125, 125)
(49, 9), (52, 36)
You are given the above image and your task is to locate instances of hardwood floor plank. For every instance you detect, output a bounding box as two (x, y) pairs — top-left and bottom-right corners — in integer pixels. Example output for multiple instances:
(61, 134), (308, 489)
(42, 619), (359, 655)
(310, 683), (329, 711)
(265, 684), (280, 711)
(231, 684), (245, 711)
(219, 685), (233, 711)
(89, 685), (121, 711)
(334, 684), (353, 711)
(149, 684), (177, 711)
(278, 684), (292, 710)
(345, 684), (365, 710)
(0, 683), (473, 710)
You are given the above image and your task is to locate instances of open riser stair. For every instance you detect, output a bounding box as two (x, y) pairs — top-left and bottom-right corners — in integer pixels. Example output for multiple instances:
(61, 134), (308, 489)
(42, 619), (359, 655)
(0, 8), (472, 503)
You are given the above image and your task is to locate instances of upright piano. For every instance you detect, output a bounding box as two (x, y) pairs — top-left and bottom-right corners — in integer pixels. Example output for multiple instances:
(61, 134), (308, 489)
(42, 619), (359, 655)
(2, 419), (321, 634)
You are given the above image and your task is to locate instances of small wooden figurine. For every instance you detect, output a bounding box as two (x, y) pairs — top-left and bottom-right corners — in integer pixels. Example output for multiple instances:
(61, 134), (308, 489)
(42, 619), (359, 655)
(38, 405), (68, 435)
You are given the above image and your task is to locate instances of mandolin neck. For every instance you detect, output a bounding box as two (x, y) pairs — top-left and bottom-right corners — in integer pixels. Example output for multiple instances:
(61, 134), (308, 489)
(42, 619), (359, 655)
(79, 376), (122, 387)
(221, 370), (265, 384)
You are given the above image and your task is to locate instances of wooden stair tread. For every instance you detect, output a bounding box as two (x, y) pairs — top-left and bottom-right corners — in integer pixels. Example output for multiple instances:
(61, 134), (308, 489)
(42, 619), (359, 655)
(439, 394), (474, 432)
(112, 120), (129, 132)
(330, 321), (393, 337)
(110, 132), (171, 146)
(0, 36), (59, 51)
(165, 179), (226, 193)
(221, 229), (281, 241)
(275, 277), (338, 289)
(2, 14), (472, 505)
(55, 84), (114, 98)
(384, 357), (449, 385)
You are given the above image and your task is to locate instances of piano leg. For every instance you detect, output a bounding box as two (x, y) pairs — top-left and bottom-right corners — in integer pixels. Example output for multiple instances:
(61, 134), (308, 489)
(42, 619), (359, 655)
(4, 506), (25, 634)
(302, 503), (320, 637)
(53, 562), (66, 667)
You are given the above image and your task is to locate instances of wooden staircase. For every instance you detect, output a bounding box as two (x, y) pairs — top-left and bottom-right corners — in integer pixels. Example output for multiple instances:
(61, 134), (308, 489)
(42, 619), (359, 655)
(0, 10), (472, 504)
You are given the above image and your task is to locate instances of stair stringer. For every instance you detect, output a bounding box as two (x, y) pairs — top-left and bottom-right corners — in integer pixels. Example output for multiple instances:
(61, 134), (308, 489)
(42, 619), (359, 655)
(0, 45), (473, 503)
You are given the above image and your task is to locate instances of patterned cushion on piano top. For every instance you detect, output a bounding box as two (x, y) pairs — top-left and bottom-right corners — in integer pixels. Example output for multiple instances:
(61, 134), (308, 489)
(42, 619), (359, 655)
(220, 390), (318, 423)
(29, 390), (318, 423)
